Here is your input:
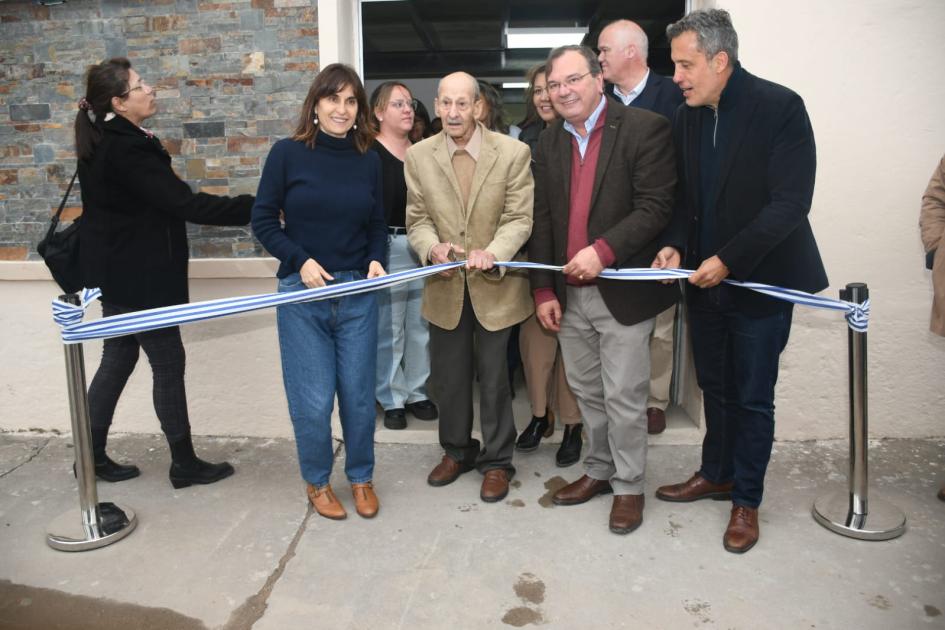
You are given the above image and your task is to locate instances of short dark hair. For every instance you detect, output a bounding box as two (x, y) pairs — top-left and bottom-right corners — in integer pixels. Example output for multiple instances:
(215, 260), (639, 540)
(666, 9), (739, 62)
(292, 63), (372, 154)
(546, 45), (602, 78)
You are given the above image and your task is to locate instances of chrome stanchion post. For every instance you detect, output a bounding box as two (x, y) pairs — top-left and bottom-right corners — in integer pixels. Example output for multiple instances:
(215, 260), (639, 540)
(812, 283), (906, 540)
(47, 293), (137, 551)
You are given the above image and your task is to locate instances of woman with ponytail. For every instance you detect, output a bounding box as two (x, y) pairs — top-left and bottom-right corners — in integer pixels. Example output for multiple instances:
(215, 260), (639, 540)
(76, 58), (254, 488)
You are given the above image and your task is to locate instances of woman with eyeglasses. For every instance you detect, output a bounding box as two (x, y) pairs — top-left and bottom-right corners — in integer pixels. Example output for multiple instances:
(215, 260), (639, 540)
(252, 64), (387, 521)
(514, 64), (585, 467)
(76, 58), (253, 488)
(368, 81), (438, 430)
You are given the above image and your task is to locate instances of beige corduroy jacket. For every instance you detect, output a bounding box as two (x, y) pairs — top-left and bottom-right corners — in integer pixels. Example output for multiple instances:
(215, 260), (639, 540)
(405, 125), (534, 331)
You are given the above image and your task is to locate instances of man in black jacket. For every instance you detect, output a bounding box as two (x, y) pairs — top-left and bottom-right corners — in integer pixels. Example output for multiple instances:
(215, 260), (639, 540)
(652, 9), (828, 554)
(598, 19), (685, 434)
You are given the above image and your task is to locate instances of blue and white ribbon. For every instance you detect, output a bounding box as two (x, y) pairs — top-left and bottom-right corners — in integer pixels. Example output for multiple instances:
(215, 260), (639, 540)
(51, 262), (869, 343)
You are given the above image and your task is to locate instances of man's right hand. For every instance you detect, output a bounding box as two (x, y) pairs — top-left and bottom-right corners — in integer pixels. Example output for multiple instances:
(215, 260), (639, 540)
(651, 246), (681, 284)
(300, 258), (334, 288)
(536, 299), (563, 332)
(429, 242), (466, 277)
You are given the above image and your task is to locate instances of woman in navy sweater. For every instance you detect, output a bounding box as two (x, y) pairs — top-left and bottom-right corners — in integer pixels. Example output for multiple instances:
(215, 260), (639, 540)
(252, 64), (387, 520)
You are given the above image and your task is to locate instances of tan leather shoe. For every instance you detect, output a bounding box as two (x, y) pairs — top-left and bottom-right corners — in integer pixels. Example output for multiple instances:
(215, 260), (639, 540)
(723, 505), (759, 553)
(427, 455), (473, 487)
(351, 482), (379, 519)
(481, 469), (512, 503)
(655, 472), (733, 502)
(306, 483), (346, 520)
(609, 494), (645, 534)
(646, 407), (666, 435)
(552, 474), (613, 506)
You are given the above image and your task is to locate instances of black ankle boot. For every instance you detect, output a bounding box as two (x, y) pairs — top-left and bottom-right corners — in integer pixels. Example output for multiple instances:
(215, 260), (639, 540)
(515, 414), (554, 452)
(555, 423), (583, 467)
(73, 454), (141, 483)
(168, 433), (234, 489)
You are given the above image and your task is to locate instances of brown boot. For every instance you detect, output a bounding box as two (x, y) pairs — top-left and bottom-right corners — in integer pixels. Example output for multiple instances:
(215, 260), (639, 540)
(351, 482), (379, 519)
(306, 483), (346, 520)
(723, 505), (759, 553)
(646, 407), (666, 435)
(609, 494), (645, 534)
(655, 472), (733, 502)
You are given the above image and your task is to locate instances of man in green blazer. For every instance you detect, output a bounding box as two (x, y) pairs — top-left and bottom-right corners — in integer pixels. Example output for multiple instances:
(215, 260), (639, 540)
(406, 72), (534, 503)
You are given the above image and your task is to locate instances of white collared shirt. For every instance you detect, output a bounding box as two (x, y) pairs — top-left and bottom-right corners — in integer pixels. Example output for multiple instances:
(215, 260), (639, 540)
(562, 95), (607, 159)
(612, 70), (650, 106)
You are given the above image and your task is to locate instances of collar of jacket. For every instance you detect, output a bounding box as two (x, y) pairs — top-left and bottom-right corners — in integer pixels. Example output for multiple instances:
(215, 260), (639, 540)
(103, 113), (157, 141)
(713, 61), (747, 113)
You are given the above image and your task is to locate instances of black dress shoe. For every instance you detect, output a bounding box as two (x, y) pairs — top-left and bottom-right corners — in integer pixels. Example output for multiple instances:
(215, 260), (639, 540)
(555, 423), (583, 467)
(405, 400), (438, 421)
(384, 408), (407, 430)
(74, 455), (141, 483)
(169, 459), (234, 489)
(515, 415), (553, 452)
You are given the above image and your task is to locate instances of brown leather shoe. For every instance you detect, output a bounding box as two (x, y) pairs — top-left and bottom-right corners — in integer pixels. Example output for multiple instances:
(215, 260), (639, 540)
(655, 472), (733, 502)
(427, 455), (473, 487)
(351, 482), (379, 518)
(306, 483), (346, 520)
(609, 494), (645, 534)
(646, 407), (666, 435)
(552, 474), (613, 506)
(480, 469), (513, 503)
(723, 505), (759, 553)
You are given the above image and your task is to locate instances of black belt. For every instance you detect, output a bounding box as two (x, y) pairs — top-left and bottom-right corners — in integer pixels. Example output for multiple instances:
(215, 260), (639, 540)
(388, 227), (407, 235)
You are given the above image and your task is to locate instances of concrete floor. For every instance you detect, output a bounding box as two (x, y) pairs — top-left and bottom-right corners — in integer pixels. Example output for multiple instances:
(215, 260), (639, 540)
(0, 430), (943, 630)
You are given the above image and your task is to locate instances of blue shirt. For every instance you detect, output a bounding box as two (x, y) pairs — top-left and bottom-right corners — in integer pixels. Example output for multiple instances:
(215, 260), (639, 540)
(252, 132), (387, 278)
(563, 95), (608, 159)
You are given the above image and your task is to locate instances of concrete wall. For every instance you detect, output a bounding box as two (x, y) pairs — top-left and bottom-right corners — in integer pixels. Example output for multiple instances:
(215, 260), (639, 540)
(2, 0), (944, 440)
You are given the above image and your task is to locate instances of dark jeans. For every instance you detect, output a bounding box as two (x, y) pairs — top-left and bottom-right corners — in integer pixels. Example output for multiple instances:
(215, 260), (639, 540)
(429, 288), (516, 474)
(688, 286), (793, 508)
(88, 302), (191, 444)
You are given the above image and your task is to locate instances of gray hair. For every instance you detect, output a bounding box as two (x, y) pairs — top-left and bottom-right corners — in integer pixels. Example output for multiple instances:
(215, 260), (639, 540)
(546, 45), (602, 77)
(666, 9), (739, 62)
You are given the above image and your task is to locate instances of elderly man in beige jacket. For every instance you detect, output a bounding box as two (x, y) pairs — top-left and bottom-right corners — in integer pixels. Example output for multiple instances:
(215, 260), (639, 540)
(406, 72), (533, 503)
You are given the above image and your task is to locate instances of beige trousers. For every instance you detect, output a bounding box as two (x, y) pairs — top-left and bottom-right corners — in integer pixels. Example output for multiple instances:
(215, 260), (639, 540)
(647, 304), (676, 410)
(518, 314), (581, 424)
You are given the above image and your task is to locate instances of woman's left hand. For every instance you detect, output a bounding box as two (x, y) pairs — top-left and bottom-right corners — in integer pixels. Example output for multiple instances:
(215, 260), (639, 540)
(367, 260), (387, 278)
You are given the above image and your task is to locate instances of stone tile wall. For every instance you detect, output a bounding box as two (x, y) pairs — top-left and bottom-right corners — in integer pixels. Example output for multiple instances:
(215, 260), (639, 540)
(0, 0), (319, 260)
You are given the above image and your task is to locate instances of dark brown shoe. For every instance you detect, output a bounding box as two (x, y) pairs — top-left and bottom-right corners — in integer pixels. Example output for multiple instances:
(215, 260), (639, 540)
(609, 494), (645, 534)
(427, 455), (473, 487)
(552, 474), (613, 506)
(646, 407), (666, 435)
(480, 469), (513, 502)
(655, 472), (733, 502)
(723, 505), (759, 553)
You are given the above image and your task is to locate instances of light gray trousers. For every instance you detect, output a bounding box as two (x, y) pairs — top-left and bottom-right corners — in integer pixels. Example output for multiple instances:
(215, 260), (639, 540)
(557, 286), (654, 495)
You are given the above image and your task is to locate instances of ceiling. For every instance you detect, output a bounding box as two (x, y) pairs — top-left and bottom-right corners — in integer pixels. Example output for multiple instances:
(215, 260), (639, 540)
(362, 0), (687, 80)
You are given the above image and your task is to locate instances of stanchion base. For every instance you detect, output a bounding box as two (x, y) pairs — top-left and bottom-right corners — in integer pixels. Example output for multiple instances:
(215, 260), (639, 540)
(812, 490), (906, 541)
(46, 502), (137, 552)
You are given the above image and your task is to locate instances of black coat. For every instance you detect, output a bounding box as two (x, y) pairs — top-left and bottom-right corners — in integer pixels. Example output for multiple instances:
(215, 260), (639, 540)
(605, 72), (684, 123)
(78, 115), (252, 310)
(531, 100), (679, 326)
(665, 64), (829, 315)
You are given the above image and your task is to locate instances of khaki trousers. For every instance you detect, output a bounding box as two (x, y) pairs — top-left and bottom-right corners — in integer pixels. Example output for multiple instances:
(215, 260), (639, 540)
(518, 314), (581, 424)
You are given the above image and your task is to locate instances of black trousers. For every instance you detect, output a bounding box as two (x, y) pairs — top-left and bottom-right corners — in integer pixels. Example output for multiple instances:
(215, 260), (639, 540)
(87, 302), (191, 444)
(429, 288), (516, 473)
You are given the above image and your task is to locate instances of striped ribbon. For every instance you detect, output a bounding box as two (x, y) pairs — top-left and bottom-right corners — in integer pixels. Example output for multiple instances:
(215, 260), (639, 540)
(51, 262), (869, 343)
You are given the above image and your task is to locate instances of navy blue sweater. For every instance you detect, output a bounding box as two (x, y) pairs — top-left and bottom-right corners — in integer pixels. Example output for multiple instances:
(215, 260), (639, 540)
(252, 131), (387, 278)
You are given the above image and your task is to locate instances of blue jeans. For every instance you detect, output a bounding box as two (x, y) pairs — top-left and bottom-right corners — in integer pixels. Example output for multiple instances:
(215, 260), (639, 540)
(688, 286), (793, 508)
(375, 234), (431, 410)
(276, 270), (378, 487)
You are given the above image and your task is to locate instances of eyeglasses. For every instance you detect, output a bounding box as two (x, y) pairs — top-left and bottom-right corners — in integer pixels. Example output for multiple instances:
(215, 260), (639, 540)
(121, 80), (151, 97)
(388, 99), (418, 112)
(546, 72), (593, 94)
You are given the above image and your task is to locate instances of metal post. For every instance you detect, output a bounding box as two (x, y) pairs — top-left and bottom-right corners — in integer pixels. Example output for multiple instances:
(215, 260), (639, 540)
(47, 294), (136, 551)
(812, 283), (906, 540)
